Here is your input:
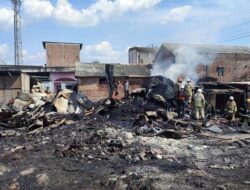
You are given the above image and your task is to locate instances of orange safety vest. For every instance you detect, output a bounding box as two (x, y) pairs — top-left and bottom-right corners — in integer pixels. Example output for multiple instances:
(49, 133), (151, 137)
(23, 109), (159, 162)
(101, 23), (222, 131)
(178, 91), (185, 100)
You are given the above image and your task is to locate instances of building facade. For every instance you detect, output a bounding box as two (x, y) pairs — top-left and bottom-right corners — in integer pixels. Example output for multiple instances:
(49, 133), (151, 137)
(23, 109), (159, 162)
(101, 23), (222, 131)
(154, 43), (250, 82)
(0, 65), (76, 103)
(42, 41), (83, 67)
(129, 47), (158, 65)
(76, 63), (151, 101)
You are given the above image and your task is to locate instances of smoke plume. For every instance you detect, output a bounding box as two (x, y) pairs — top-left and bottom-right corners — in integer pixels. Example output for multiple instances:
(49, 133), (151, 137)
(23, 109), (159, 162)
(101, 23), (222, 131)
(151, 45), (215, 82)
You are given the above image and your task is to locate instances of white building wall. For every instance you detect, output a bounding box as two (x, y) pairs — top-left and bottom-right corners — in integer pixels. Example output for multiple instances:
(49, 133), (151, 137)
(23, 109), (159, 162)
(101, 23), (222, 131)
(129, 48), (157, 64)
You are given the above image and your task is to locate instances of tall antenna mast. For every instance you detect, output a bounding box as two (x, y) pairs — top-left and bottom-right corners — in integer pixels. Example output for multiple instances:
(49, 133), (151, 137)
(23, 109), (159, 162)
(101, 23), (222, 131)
(11, 0), (23, 65)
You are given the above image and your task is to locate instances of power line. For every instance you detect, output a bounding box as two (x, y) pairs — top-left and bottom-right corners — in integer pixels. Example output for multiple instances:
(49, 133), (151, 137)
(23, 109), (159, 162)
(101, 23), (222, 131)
(219, 34), (250, 43)
(218, 31), (250, 41)
(216, 27), (250, 38)
(218, 19), (250, 32)
(214, 18), (250, 43)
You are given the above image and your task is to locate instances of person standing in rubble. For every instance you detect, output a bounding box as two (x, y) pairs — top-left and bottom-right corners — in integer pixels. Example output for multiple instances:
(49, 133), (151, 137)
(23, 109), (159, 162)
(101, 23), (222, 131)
(177, 85), (186, 118)
(45, 87), (52, 95)
(124, 80), (130, 99)
(175, 78), (183, 95)
(193, 89), (205, 120)
(112, 81), (120, 100)
(184, 79), (194, 107)
(225, 96), (237, 122)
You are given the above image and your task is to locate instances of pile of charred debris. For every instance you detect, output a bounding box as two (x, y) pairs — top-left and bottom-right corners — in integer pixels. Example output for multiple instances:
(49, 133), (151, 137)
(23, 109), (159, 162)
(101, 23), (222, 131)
(0, 76), (250, 190)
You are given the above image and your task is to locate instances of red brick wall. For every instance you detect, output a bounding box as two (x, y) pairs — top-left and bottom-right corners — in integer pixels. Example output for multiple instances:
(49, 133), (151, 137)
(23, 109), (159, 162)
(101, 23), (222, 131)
(198, 53), (250, 82)
(78, 77), (148, 101)
(78, 77), (109, 101)
(46, 43), (80, 67)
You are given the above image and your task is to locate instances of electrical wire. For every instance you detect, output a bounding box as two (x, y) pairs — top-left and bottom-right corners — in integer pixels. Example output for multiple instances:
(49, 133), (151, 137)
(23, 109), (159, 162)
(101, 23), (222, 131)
(218, 31), (250, 41)
(218, 19), (250, 32)
(219, 34), (250, 43)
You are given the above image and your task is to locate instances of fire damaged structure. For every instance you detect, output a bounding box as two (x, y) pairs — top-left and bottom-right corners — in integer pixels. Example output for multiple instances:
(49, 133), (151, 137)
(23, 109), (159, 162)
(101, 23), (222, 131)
(154, 43), (250, 82)
(0, 41), (83, 103)
(76, 63), (151, 101)
(202, 81), (250, 111)
(0, 65), (75, 103)
(0, 42), (250, 189)
(129, 46), (158, 64)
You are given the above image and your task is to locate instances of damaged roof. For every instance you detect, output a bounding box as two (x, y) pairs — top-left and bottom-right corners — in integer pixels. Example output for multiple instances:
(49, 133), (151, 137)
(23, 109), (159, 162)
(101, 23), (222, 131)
(161, 43), (250, 54)
(75, 63), (151, 77)
(129, 46), (159, 52)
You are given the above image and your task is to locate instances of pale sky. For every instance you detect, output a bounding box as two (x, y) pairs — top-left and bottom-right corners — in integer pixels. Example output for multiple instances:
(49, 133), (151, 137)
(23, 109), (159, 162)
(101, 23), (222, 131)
(0, 0), (250, 65)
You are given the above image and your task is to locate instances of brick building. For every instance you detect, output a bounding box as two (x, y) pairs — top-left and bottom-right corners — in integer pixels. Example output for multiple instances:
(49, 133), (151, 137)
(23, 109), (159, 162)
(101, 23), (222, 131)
(154, 43), (250, 82)
(129, 46), (158, 65)
(76, 63), (150, 101)
(42, 41), (83, 67)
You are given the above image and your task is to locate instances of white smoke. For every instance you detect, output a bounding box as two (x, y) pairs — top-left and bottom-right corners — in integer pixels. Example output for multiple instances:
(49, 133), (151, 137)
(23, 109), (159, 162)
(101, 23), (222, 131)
(151, 45), (215, 82)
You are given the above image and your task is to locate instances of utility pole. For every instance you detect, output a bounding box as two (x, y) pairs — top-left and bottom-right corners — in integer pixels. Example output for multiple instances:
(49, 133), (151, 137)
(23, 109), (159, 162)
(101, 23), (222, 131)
(11, 0), (23, 65)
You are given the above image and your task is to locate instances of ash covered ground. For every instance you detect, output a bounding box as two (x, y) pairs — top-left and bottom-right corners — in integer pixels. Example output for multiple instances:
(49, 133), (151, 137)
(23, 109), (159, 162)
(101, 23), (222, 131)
(1, 115), (250, 190)
(0, 76), (250, 190)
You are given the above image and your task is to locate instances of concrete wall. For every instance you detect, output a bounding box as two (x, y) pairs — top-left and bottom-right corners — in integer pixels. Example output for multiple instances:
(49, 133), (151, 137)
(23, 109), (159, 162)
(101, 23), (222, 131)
(78, 77), (148, 101)
(129, 49), (137, 64)
(0, 75), (21, 103)
(50, 72), (76, 81)
(45, 43), (80, 67)
(21, 73), (30, 93)
(129, 48), (157, 64)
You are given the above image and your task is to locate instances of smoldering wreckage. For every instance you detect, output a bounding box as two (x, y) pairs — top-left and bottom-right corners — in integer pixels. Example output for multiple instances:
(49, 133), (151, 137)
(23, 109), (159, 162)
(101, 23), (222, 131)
(0, 75), (250, 190)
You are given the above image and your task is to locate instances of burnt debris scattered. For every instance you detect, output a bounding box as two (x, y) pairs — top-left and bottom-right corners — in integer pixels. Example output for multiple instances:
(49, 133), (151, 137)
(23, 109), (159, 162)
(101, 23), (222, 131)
(0, 76), (250, 190)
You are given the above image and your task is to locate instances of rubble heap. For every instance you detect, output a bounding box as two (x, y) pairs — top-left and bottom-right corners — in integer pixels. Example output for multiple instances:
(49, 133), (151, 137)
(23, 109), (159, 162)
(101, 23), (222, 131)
(1, 76), (249, 137)
(0, 89), (94, 136)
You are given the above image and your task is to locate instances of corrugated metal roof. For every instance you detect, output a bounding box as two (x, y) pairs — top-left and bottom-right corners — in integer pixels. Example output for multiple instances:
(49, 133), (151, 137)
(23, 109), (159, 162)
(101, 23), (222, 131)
(161, 43), (250, 54)
(75, 63), (150, 77)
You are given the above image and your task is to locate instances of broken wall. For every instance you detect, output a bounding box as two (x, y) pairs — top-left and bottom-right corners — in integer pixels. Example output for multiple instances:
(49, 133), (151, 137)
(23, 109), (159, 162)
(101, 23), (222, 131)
(0, 75), (21, 103)
(21, 73), (30, 93)
(77, 77), (148, 101)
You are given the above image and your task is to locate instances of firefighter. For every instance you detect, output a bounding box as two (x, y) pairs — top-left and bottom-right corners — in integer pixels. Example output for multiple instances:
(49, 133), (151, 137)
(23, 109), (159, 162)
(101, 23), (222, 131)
(193, 89), (205, 120)
(225, 96), (237, 122)
(184, 79), (194, 106)
(177, 85), (186, 118)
